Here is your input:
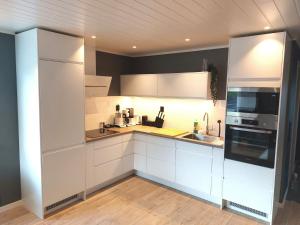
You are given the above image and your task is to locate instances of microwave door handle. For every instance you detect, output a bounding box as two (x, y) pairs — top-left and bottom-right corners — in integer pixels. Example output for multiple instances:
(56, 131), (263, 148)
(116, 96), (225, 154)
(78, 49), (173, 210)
(230, 126), (272, 134)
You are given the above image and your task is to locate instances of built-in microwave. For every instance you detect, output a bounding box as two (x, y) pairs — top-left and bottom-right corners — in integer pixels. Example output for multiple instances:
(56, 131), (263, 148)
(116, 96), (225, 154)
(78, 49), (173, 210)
(227, 87), (280, 117)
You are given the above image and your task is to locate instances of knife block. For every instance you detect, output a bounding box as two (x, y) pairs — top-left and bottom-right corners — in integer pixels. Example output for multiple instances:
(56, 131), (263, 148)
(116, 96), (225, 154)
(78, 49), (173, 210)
(154, 116), (164, 128)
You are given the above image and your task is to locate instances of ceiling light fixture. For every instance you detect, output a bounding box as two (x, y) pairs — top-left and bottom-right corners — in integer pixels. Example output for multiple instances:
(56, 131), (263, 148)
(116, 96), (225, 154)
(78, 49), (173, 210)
(185, 38), (191, 42)
(132, 45), (137, 49)
(91, 35), (96, 39)
(264, 26), (271, 30)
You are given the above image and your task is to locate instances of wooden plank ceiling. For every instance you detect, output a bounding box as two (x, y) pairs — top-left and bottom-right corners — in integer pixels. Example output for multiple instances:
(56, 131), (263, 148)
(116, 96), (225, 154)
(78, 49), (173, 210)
(0, 0), (299, 55)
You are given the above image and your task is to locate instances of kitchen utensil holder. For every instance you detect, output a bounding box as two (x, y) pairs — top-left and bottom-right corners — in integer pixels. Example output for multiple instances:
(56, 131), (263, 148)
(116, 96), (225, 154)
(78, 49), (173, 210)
(154, 116), (164, 128)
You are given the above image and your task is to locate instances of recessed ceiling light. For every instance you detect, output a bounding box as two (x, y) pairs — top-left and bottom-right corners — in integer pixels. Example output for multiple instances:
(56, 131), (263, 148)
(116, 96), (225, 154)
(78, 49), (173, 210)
(264, 26), (271, 30)
(132, 45), (137, 49)
(185, 38), (191, 42)
(91, 35), (96, 39)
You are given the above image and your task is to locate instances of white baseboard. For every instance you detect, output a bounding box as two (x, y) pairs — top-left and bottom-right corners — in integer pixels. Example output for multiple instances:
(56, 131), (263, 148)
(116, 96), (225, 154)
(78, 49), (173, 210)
(0, 200), (23, 213)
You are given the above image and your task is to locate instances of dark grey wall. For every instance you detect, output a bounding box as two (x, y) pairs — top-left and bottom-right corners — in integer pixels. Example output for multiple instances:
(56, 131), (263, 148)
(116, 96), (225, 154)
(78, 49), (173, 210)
(0, 33), (20, 207)
(96, 51), (132, 96)
(129, 48), (228, 100)
(96, 48), (228, 99)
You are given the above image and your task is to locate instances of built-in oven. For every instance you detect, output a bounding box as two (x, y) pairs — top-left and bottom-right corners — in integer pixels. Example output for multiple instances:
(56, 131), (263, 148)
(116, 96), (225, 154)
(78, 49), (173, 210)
(225, 122), (277, 168)
(225, 87), (280, 168)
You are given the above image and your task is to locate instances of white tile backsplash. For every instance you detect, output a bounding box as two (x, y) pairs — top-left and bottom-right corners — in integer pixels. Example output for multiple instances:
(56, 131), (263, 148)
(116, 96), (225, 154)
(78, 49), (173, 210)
(85, 96), (226, 137)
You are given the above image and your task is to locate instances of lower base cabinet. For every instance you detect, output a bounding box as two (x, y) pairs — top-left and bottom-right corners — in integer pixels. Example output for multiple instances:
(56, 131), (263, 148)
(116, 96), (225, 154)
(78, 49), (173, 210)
(86, 133), (225, 207)
(86, 135), (134, 189)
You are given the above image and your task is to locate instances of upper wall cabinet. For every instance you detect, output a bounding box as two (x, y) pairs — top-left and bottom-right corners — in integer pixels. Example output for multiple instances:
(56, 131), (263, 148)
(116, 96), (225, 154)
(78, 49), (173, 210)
(121, 72), (211, 99)
(228, 32), (286, 86)
(157, 72), (211, 98)
(121, 74), (157, 96)
(38, 29), (84, 63)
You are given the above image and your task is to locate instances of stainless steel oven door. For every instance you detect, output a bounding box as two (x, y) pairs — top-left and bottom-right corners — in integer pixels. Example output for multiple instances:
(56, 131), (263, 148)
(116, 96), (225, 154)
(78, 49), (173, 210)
(225, 125), (276, 168)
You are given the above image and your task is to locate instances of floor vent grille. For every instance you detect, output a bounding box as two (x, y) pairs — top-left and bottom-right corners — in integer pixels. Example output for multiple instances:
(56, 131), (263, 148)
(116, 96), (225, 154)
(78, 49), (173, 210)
(45, 194), (79, 212)
(229, 202), (267, 218)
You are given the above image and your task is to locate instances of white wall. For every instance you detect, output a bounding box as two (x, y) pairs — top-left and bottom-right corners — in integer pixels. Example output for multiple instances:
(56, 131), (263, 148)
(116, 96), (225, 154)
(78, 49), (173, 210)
(85, 96), (226, 137)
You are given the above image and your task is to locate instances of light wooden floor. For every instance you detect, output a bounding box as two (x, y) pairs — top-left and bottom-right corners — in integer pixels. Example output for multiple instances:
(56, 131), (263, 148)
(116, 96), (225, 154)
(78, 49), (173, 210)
(0, 176), (298, 225)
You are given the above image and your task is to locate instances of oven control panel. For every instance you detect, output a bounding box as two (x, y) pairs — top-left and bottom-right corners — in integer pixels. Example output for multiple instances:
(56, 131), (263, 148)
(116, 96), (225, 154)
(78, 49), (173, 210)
(226, 115), (277, 130)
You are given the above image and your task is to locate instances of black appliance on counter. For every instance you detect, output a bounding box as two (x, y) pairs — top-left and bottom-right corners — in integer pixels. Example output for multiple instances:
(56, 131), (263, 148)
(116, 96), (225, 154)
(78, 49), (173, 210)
(225, 87), (280, 168)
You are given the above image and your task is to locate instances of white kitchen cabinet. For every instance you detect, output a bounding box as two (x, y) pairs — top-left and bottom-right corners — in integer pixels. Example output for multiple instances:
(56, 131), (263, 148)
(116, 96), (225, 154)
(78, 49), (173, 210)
(223, 159), (274, 215)
(157, 72), (211, 98)
(121, 74), (157, 96)
(93, 143), (124, 166)
(147, 137), (176, 182)
(228, 32), (286, 83)
(16, 28), (85, 218)
(211, 148), (224, 198)
(134, 154), (147, 172)
(94, 159), (123, 185)
(86, 135), (135, 189)
(38, 29), (84, 63)
(39, 60), (85, 152)
(42, 145), (85, 207)
(133, 134), (147, 173)
(175, 141), (212, 194)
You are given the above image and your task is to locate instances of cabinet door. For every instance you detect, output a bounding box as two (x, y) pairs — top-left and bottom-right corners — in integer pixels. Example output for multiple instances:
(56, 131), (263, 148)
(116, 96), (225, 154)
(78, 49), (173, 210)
(157, 72), (210, 98)
(147, 141), (176, 182)
(176, 145), (212, 194)
(39, 60), (85, 152)
(211, 148), (224, 198)
(38, 29), (84, 63)
(228, 32), (285, 80)
(122, 154), (134, 173)
(121, 74), (157, 96)
(42, 145), (85, 207)
(223, 159), (274, 213)
(134, 154), (147, 172)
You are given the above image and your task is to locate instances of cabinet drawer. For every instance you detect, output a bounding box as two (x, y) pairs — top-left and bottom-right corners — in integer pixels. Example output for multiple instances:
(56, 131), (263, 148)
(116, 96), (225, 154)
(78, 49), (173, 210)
(94, 159), (123, 185)
(123, 141), (134, 156)
(147, 158), (175, 182)
(93, 143), (123, 166)
(176, 141), (212, 155)
(38, 29), (84, 63)
(147, 143), (175, 162)
(93, 136), (123, 149)
(42, 145), (85, 207)
(134, 140), (147, 155)
(134, 154), (147, 172)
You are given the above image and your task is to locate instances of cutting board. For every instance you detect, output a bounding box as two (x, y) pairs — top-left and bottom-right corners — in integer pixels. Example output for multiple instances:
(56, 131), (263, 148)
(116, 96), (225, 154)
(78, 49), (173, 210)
(151, 128), (188, 137)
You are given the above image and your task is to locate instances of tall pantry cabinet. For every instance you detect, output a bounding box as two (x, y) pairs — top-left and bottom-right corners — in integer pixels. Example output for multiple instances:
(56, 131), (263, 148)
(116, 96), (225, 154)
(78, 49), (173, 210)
(16, 28), (85, 218)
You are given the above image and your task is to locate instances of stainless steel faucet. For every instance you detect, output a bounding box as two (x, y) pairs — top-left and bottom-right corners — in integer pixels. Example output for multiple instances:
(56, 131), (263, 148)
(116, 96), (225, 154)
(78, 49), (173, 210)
(203, 112), (209, 135)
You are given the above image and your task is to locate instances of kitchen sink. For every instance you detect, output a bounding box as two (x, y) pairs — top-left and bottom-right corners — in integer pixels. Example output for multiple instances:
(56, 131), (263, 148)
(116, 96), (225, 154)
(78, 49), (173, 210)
(181, 133), (219, 143)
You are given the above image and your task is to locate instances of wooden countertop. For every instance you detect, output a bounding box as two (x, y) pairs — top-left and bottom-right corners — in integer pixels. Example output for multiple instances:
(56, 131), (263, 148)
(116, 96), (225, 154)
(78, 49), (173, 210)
(86, 125), (224, 148)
